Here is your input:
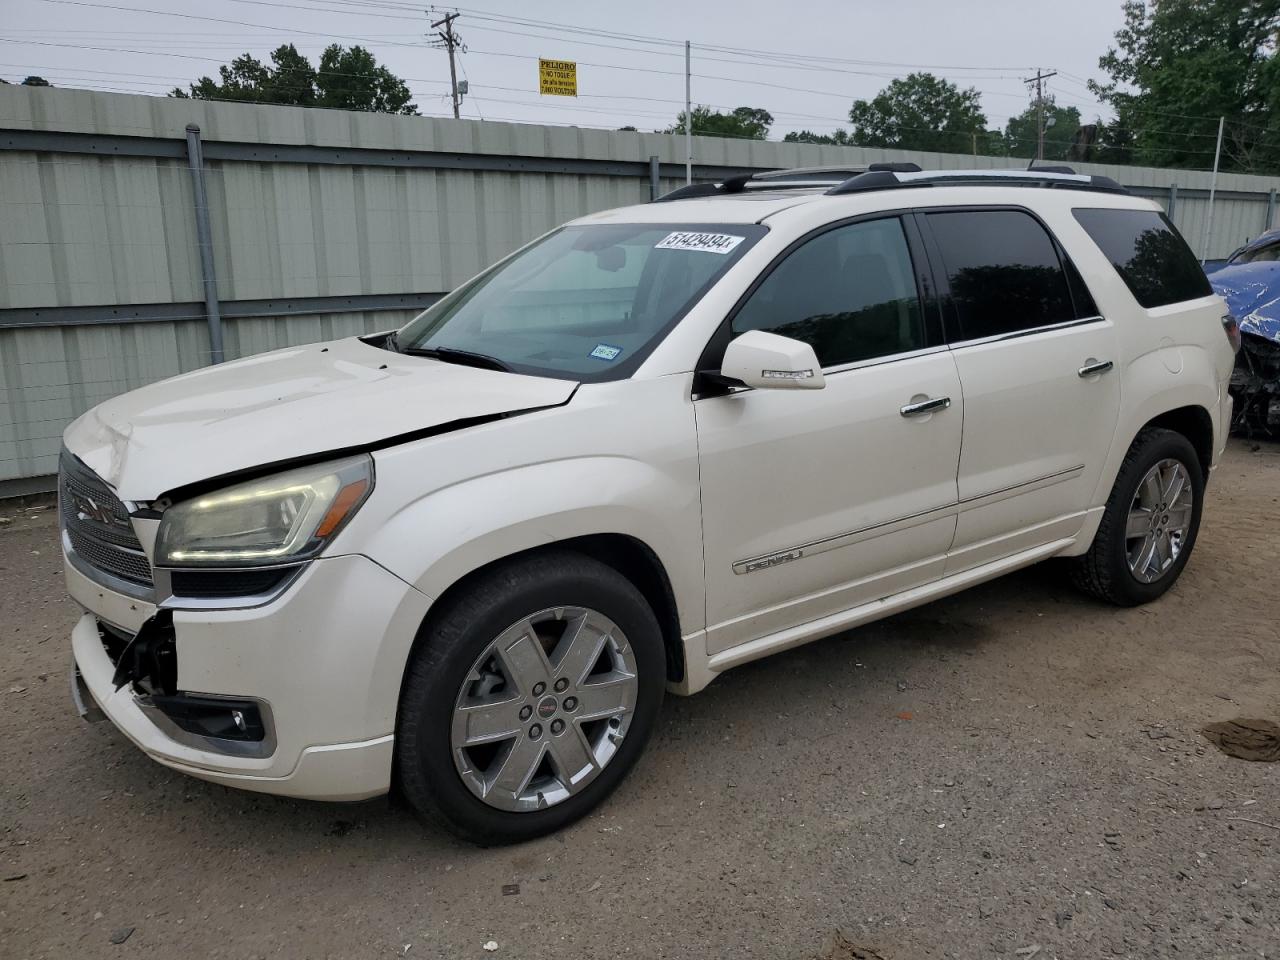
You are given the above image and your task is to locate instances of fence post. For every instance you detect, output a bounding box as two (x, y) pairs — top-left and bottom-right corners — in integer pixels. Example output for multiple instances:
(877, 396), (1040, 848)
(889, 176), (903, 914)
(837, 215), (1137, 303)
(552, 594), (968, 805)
(1268, 188), (1277, 232)
(1167, 183), (1177, 221)
(184, 124), (225, 364)
(649, 155), (660, 201)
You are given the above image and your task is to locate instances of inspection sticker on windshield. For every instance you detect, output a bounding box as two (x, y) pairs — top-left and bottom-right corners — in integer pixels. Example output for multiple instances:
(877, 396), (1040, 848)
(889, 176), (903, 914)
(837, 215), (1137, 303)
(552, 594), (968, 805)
(590, 343), (623, 361)
(655, 231), (745, 255)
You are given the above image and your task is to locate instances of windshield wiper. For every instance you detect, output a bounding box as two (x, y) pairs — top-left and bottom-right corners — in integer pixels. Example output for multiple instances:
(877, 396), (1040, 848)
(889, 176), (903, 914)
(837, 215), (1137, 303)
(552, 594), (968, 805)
(399, 344), (513, 372)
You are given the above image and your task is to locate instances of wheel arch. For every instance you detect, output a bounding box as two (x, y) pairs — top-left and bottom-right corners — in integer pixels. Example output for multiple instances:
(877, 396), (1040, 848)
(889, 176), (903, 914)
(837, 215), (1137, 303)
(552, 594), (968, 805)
(1071, 394), (1217, 559)
(405, 534), (686, 689)
(1141, 404), (1214, 480)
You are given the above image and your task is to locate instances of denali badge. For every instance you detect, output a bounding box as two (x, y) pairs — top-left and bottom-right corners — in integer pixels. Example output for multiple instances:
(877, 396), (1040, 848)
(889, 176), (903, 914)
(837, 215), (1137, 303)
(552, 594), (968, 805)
(736, 549), (804, 575)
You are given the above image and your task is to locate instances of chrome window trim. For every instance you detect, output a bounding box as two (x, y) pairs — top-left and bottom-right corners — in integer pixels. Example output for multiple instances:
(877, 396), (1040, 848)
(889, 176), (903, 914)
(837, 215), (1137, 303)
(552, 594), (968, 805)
(945, 315), (1107, 351)
(821, 342), (950, 376)
(732, 463), (1086, 574)
(692, 341), (950, 399)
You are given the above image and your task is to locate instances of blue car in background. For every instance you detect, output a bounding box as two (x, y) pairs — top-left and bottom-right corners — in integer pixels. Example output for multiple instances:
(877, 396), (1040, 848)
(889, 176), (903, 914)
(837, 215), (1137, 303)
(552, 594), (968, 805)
(1209, 229), (1280, 437)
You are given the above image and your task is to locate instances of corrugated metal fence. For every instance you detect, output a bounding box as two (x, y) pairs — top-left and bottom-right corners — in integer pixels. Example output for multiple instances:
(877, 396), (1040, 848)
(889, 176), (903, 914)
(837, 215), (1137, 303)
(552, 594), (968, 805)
(3, 86), (1279, 493)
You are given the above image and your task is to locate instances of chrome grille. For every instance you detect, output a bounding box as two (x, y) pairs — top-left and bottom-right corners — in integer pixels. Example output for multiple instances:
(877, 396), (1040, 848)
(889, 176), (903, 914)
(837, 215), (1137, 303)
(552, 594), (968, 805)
(59, 448), (153, 588)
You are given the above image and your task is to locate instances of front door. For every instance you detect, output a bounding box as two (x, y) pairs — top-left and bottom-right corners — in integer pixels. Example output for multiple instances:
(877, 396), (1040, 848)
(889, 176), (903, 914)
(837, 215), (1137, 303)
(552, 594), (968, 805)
(695, 215), (964, 655)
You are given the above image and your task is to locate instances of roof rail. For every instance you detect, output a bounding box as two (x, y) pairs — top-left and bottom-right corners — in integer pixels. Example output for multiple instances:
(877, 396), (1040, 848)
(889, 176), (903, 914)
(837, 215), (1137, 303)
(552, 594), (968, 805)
(653, 165), (865, 202)
(867, 161), (923, 173)
(825, 167), (1128, 197)
(753, 164), (868, 182)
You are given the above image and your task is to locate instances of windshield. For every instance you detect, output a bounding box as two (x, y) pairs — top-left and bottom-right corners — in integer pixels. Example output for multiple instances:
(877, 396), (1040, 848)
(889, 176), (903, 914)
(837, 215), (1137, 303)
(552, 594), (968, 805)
(394, 222), (766, 380)
(1234, 241), (1280, 265)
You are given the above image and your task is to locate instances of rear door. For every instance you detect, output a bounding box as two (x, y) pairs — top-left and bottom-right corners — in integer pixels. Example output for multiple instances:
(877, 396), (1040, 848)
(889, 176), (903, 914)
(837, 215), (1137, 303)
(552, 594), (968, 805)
(919, 207), (1121, 572)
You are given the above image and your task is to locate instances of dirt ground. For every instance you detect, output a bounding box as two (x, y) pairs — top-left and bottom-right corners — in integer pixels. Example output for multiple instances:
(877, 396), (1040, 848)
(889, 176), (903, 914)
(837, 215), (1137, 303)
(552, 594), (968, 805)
(2, 440), (1278, 960)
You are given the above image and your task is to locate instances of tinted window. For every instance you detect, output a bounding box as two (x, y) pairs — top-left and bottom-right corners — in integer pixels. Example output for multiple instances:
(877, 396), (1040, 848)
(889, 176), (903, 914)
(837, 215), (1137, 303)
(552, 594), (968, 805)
(928, 210), (1075, 340)
(1062, 253), (1100, 318)
(1073, 208), (1211, 308)
(732, 217), (925, 366)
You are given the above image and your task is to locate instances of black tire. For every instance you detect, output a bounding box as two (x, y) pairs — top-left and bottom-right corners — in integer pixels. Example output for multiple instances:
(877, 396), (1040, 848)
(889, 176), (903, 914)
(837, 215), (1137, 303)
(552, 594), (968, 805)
(1070, 427), (1205, 606)
(396, 550), (665, 845)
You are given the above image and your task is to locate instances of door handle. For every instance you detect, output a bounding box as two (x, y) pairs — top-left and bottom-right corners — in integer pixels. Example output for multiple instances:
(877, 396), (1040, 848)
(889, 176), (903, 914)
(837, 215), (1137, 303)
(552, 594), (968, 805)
(1078, 359), (1114, 378)
(900, 396), (951, 417)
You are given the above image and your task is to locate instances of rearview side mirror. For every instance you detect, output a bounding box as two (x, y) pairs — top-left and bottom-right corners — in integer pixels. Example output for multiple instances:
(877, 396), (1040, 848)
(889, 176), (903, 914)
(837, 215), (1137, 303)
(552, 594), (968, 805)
(720, 330), (826, 390)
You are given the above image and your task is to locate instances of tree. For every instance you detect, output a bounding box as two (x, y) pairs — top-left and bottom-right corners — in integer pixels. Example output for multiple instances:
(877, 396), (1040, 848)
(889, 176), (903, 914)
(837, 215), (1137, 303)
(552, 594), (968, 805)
(21, 76), (52, 87)
(1092, 120), (1135, 165)
(1002, 97), (1083, 160)
(978, 129), (1009, 157)
(1091, 0), (1280, 173)
(847, 72), (987, 153)
(783, 129), (851, 145)
(665, 106), (773, 140)
(172, 44), (417, 115)
(315, 45), (415, 114)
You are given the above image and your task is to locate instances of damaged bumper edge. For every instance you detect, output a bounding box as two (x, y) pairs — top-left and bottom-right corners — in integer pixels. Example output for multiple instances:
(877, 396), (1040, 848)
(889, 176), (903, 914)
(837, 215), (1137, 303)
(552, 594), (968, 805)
(70, 660), (106, 724)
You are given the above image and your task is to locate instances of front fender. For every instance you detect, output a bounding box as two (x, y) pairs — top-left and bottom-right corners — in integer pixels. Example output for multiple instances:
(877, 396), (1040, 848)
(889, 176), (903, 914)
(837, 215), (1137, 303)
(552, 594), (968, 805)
(336, 375), (706, 644)
(363, 455), (705, 634)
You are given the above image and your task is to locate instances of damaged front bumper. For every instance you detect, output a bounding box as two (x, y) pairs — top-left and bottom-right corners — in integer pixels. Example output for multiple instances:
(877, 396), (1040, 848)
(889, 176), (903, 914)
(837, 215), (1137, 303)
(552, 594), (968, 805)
(67, 551), (433, 801)
(1230, 332), (1280, 437)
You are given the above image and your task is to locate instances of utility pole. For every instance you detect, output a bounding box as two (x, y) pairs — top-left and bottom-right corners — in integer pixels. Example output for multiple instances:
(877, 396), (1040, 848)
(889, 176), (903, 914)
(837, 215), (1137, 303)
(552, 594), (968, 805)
(684, 40), (692, 185)
(1024, 68), (1057, 161)
(432, 10), (462, 119)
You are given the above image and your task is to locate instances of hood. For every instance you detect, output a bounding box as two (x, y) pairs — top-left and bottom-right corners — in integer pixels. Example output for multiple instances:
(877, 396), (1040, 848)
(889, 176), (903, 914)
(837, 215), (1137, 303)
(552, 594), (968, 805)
(1210, 261), (1280, 344)
(63, 336), (578, 500)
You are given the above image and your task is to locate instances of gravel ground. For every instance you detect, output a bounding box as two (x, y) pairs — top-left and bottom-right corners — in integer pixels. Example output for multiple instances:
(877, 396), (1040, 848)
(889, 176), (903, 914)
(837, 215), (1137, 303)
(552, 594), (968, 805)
(2, 439), (1278, 960)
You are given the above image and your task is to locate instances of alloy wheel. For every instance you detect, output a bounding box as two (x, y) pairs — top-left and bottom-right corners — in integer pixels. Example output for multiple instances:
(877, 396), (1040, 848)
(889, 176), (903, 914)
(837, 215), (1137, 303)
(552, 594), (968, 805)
(1125, 458), (1194, 584)
(450, 607), (639, 812)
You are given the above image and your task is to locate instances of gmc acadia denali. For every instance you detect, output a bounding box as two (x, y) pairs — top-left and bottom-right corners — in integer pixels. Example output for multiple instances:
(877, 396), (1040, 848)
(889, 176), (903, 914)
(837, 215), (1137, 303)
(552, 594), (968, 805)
(62, 166), (1237, 842)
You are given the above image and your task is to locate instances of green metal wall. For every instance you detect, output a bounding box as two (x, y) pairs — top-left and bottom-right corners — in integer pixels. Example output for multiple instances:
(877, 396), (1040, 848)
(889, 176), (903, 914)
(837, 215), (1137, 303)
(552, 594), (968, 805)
(2, 85), (1278, 490)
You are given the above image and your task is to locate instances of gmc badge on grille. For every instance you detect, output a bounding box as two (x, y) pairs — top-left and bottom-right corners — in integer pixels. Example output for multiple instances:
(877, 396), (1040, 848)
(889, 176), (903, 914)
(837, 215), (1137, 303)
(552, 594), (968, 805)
(72, 492), (123, 527)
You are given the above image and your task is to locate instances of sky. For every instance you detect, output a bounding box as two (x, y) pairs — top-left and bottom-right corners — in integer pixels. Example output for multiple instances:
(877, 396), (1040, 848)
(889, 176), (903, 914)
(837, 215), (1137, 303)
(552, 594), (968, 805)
(2, 0), (1127, 137)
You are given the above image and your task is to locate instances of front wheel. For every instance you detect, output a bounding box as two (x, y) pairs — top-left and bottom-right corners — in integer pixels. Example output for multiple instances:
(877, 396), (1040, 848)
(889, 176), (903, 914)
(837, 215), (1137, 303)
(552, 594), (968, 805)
(1070, 427), (1205, 606)
(395, 551), (665, 844)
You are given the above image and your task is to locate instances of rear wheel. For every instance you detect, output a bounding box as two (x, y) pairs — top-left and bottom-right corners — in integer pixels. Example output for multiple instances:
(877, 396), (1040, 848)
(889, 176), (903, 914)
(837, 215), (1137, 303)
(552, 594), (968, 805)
(396, 551), (664, 844)
(1071, 427), (1204, 606)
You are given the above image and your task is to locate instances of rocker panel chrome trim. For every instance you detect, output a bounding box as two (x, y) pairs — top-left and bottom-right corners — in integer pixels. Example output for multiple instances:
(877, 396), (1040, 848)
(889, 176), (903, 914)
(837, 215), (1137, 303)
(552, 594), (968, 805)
(731, 463), (1086, 574)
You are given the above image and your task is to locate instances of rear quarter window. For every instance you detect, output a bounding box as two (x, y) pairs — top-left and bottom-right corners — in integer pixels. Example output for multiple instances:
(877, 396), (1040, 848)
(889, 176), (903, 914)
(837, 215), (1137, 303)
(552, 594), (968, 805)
(1072, 208), (1211, 309)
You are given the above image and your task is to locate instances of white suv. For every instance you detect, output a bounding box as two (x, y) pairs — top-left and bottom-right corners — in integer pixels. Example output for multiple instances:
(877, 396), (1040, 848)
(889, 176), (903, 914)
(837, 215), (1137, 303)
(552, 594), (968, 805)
(62, 166), (1238, 843)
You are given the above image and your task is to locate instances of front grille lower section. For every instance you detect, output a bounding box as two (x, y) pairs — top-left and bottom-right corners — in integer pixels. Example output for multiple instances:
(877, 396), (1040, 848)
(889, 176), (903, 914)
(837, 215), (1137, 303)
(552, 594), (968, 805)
(59, 449), (154, 589)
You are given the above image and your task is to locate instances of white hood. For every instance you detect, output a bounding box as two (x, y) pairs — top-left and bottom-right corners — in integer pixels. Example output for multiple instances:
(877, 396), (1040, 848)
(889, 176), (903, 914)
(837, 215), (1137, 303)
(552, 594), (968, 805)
(63, 336), (578, 500)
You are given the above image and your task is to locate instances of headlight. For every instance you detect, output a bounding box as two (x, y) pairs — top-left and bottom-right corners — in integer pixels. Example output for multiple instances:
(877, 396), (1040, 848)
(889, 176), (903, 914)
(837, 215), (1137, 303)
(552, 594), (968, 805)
(155, 456), (373, 567)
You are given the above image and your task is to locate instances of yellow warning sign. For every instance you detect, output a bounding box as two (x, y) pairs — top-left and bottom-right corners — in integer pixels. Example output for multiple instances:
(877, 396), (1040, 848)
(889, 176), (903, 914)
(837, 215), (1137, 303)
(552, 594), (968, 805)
(538, 58), (577, 97)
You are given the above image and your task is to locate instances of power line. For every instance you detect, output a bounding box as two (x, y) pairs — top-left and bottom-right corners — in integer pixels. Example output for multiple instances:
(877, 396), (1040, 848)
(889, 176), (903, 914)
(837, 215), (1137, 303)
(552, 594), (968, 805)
(18, 0), (1278, 161)
(456, 49), (483, 121)
(35, 0), (1042, 79)
(19, 0), (1061, 127)
(6, 51), (1252, 155)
